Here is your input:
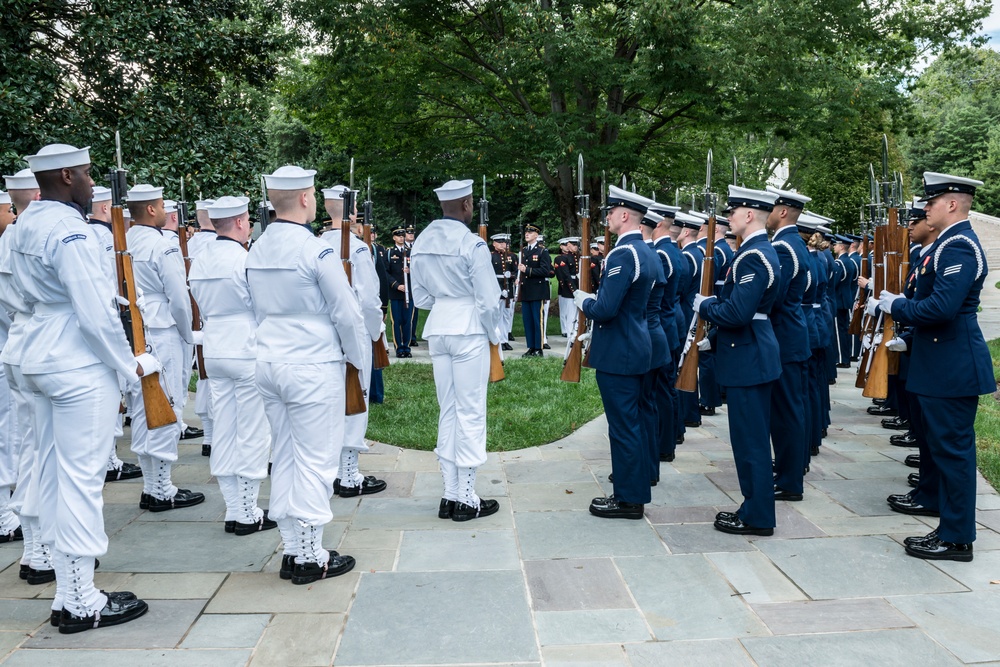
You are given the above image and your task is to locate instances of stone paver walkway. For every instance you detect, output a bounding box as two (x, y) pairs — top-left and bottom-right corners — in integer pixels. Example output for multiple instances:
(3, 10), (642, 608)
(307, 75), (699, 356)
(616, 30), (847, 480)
(2, 228), (1000, 666)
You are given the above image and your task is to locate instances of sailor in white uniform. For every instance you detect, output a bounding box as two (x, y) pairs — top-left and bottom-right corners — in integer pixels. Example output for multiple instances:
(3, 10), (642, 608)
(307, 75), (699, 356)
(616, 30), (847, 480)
(246, 166), (364, 584)
(409, 179), (502, 521)
(188, 199), (217, 455)
(189, 196), (274, 535)
(320, 185), (387, 498)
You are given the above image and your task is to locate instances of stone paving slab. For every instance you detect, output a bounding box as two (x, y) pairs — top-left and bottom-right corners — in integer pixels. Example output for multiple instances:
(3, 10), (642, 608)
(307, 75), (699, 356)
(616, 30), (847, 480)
(889, 591), (1000, 664)
(750, 598), (914, 635)
(742, 629), (965, 666)
(24, 599), (206, 649)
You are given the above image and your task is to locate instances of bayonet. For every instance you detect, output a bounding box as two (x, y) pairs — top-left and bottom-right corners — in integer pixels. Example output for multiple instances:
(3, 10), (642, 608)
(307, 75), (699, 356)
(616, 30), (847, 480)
(577, 153), (584, 195)
(732, 156), (738, 186)
(115, 131), (122, 171)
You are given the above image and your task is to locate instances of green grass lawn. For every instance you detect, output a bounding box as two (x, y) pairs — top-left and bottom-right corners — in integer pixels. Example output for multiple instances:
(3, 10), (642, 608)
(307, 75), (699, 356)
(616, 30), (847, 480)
(367, 356), (604, 451)
(975, 337), (1000, 492)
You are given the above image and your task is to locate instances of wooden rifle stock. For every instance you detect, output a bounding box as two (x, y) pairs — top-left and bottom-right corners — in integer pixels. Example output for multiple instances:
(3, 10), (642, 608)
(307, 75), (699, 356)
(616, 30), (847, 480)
(562, 213), (591, 383)
(362, 220), (391, 370)
(676, 216), (716, 392)
(111, 206), (177, 429)
(862, 220), (893, 399)
(177, 225), (207, 381)
(340, 209), (368, 416)
(477, 223), (505, 382)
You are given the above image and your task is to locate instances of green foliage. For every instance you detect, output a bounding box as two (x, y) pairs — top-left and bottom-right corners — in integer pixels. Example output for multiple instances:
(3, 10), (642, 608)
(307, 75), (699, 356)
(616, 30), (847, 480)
(1, 0), (292, 199)
(367, 357), (604, 451)
(974, 337), (1000, 493)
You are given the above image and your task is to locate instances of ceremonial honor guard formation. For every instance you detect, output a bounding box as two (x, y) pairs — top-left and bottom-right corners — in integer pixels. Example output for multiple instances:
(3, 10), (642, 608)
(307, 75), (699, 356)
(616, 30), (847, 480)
(2, 137), (1000, 666)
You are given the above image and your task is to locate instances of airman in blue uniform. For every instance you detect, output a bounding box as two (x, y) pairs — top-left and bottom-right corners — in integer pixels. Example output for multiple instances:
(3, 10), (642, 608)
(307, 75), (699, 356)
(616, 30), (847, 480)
(695, 187), (781, 536)
(881, 172), (994, 562)
(651, 205), (685, 460)
(795, 214), (830, 465)
(692, 212), (732, 417)
(638, 209), (668, 484)
(833, 235), (858, 367)
(675, 212), (704, 428)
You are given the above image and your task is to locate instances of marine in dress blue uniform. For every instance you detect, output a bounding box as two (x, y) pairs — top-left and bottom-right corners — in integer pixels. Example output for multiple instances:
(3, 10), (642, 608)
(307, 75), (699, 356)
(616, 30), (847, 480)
(575, 186), (656, 519)
(696, 187), (781, 535)
(387, 226), (414, 357)
(882, 172), (995, 562)
(519, 224), (553, 356)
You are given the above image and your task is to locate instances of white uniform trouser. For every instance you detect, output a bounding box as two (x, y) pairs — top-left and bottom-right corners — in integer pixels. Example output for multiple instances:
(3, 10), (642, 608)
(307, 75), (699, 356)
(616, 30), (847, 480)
(0, 363), (19, 534)
(256, 360), (345, 526)
(428, 334), (489, 470)
(500, 299), (514, 337)
(542, 300), (550, 344)
(339, 341), (373, 487)
(206, 358), (270, 479)
(25, 364), (118, 558)
(195, 376), (214, 444)
(6, 363), (36, 518)
(129, 327), (183, 460)
(558, 296), (577, 336)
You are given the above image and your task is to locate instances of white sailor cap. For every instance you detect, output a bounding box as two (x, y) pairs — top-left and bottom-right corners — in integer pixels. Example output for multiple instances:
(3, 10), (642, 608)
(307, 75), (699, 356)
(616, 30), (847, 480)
(0, 191), (9, 205)
(163, 200), (177, 214)
(322, 185), (350, 200)
(490, 233), (510, 242)
(725, 186), (776, 213)
(264, 165), (317, 191)
(606, 185), (651, 215)
(641, 210), (664, 227)
(921, 171), (983, 201)
(24, 144), (90, 173)
(766, 186), (811, 209)
(195, 199), (215, 211)
(648, 204), (680, 218)
(206, 195), (251, 219)
(128, 184), (164, 202)
(3, 168), (38, 190)
(674, 211), (703, 230)
(434, 179), (474, 202)
(91, 186), (112, 202)
(595, 235), (606, 243)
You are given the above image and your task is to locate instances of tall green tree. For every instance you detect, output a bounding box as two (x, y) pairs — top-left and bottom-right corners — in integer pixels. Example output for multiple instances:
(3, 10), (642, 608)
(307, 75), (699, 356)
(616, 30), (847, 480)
(283, 0), (987, 233)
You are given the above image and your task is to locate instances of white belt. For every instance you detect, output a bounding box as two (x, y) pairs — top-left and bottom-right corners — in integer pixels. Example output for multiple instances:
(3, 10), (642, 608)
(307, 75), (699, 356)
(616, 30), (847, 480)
(33, 302), (74, 315)
(434, 296), (476, 307)
(207, 313), (256, 324)
(753, 313), (769, 321)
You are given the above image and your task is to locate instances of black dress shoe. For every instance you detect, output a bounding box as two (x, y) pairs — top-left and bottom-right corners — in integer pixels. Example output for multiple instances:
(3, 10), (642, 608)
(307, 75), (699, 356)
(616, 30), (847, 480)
(396, 351), (407, 358)
(279, 554), (295, 580)
(180, 426), (204, 440)
(202, 444), (211, 457)
(123, 416), (131, 426)
(684, 420), (702, 428)
(774, 487), (803, 501)
(882, 417), (909, 431)
(521, 349), (537, 358)
(0, 525), (23, 543)
(335, 476), (387, 498)
(58, 592), (148, 634)
(27, 567), (55, 585)
(821, 428), (828, 438)
(452, 498), (500, 522)
(291, 552), (356, 585)
(810, 445), (820, 456)
(828, 378), (836, 385)
(235, 510), (278, 536)
(19, 563), (30, 580)
(907, 473), (920, 488)
(147, 489), (206, 513)
(589, 497), (644, 520)
(501, 342), (513, 351)
(676, 434), (684, 445)
(508, 333), (514, 341)
(836, 362), (851, 368)
(714, 513), (773, 536)
(904, 537), (973, 562)
(904, 530), (938, 547)
(50, 610), (60, 627)
(887, 492), (913, 504)
(850, 356), (859, 362)
(542, 343), (551, 349)
(660, 453), (675, 462)
(139, 492), (150, 510)
(890, 432), (917, 447)
(438, 498), (456, 519)
(867, 404), (897, 416)
(904, 454), (920, 468)
(105, 462), (143, 482)
(410, 340), (419, 347)
(224, 521), (236, 534)
(873, 398), (886, 405)
(888, 495), (938, 516)
(698, 405), (716, 417)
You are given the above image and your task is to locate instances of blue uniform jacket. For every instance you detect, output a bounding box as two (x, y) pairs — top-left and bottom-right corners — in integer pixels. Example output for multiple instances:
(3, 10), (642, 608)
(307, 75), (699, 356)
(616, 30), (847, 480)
(833, 253), (858, 311)
(815, 251), (833, 348)
(698, 231), (782, 387)
(644, 240), (668, 367)
(890, 220), (995, 398)
(653, 237), (683, 353)
(583, 231), (656, 376)
(770, 226), (811, 364)
(802, 249), (819, 351)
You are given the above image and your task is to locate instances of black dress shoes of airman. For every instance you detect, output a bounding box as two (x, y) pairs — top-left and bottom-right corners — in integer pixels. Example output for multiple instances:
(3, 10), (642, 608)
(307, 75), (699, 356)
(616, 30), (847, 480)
(907, 473), (920, 488)
(1, 525), (23, 543)
(58, 591), (148, 634)
(180, 426), (204, 440)
(835, 362), (851, 369)
(867, 404), (896, 416)
(335, 476), (387, 497)
(438, 498), (455, 519)
(676, 434), (684, 445)
(890, 432), (917, 446)
(147, 489), (206, 512)
(888, 495), (938, 516)
(713, 511), (773, 536)
(882, 416), (909, 431)
(904, 529), (938, 547)
(105, 462), (143, 482)
(589, 496), (644, 520)
(234, 510), (278, 536)
(291, 552), (357, 585)
(660, 452), (675, 462)
(698, 405), (716, 417)
(904, 454), (920, 468)
(904, 537), (973, 562)
(810, 445), (820, 456)
(684, 420), (702, 428)
(773, 487), (803, 501)
(452, 498), (500, 521)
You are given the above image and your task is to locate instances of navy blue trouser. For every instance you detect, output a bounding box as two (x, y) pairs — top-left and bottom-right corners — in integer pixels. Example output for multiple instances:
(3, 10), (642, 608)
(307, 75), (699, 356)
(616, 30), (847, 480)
(522, 300), (543, 350)
(369, 367), (384, 404)
(727, 383), (776, 529)
(806, 351), (824, 460)
(640, 370), (659, 483)
(671, 347), (685, 443)
(836, 308), (851, 364)
(698, 350), (722, 409)
(657, 356), (678, 461)
(596, 371), (650, 505)
(390, 300), (414, 354)
(916, 394), (979, 544)
(771, 360), (807, 494)
(905, 382), (939, 510)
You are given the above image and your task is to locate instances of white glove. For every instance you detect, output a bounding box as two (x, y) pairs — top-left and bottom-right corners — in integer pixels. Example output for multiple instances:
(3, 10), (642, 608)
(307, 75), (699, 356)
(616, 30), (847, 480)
(697, 337), (711, 351)
(693, 293), (715, 313)
(134, 287), (147, 316)
(503, 271), (511, 279)
(380, 321), (387, 335)
(115, 295), (129, 308)
(878, 290), (904, 314)
(886, 338), (908, 352)
(865, 296), (879, 317)
(573, 289), (596, 311)
(135, 352), (162, 376)
(501, 289), (509, 298)
(191, 330), (204, 346)
(575, 332), (592, 344)
(862, 333), (873, 350)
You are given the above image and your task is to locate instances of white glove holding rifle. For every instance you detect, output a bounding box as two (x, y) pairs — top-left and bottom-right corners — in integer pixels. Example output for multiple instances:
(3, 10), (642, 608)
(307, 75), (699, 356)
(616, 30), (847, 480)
(697, 337), (711, 352)
(573, 290), (595, 311)
(135, 352), (162, 377)
(886, 338), (908, 352)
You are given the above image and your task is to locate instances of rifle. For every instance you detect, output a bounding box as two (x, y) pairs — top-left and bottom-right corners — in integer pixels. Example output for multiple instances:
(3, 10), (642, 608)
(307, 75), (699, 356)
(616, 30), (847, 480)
(176, 180), (207, 381)
(478, 176), (505, 382)
(562, 153), (590, 383)
(848, 210), (869, 335)
(108, 132), (177, 429)
(256, 176), (270, 237)
(582, 170), (608, 369)
(855, 165), (881, 388)
(677, 150), (716, 393)
(362, 177), (391, 371)
(339, 159), (368, 416)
